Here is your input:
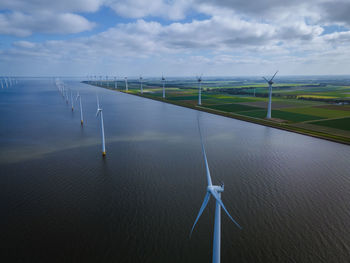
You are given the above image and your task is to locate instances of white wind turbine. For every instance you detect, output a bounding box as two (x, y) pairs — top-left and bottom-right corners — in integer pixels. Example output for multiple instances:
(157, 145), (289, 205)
(114, 77), (117, 89)
(1, 79), (3, 89)
(162, 74), (166, 99)
(70, 90), (74, 111)
(96, 96), (106, 156)
(125, 77), (128, 91)
(197, 75), (203, 105)
(76, 92), (84, 125)
(64, 86), (69, 104)
(191, 116), (242, 263)
(106, 76), (109, 88)
(140, 76), (143, 94)
(4, 78), (8, 88)
(262, 71), (278, 119)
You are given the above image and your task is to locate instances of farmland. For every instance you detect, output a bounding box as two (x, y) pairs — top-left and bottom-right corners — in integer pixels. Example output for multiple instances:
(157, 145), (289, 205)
(84, 76), (350, 144)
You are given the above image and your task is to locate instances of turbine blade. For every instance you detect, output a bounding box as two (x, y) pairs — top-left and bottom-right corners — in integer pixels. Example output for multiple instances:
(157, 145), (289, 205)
(197, 115), (212, 187)
(96, 95), (100, 109)
(190, 192), (211, 237)
(96, 110), (100, 117)
(270, 70), (278, 82)
(209, 189), (242, 230)
(262, 77), (269, 83)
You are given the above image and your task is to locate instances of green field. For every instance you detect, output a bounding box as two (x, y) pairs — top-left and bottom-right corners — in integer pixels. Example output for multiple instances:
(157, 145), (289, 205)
(237, 109), (324, 122)
(205, 103), (261, 112)
(310, 117), (350, 131)
(281, 106), (350, 118)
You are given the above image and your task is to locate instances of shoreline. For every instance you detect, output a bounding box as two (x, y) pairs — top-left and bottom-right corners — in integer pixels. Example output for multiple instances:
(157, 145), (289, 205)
(87, 84), (350, 146)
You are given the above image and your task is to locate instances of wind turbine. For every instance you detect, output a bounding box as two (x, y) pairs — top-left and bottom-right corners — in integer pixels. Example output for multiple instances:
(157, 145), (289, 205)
(76, 92), (84, 125)
(114, 77), (117, 89)
(96, 96), (106, 156)
(106, 76), (109, 88)
(190, 116), (242, 263)
(125, 77), (128, 91)
(1, 79), (3, 89)
(197, 75), (202, 105)
(4, 78), (8, 88)
(262, 71), (278, 119)
(70, 90), (74, 111)
(162, 74), (166, 99)
(140, 76), (143, 94)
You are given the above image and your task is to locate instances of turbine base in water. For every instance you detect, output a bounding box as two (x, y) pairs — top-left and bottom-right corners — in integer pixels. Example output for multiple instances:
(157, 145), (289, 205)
(80, 120), (83, 125)
(102, 151), (106, 156)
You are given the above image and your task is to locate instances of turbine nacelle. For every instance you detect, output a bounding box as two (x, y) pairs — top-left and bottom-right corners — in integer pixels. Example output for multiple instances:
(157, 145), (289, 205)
(96, 108), (102, 117)
(208, 185), (224, 193)
(262, 70), (278, 86)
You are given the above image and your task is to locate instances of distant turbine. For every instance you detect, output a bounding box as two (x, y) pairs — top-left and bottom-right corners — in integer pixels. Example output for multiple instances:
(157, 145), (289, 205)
(96, 96), (106, 156)
(70, 91), (74, 111)
(76, 92), (84, 125)
(162, 74), (166, 99)
(106, 76), (109, 88)
(99, 76), (102, 86)
(5, 78), (8, 88)
(197, 75), (202, 105)
(125, 77), (128, 91)
(190, 116), (242, 263)
(140, 76), (143, 94)
(114, 77), (117, 89)
(262, 71), (278, 119)
(64, 86), (69, 104)
(1, 79), (3, 89)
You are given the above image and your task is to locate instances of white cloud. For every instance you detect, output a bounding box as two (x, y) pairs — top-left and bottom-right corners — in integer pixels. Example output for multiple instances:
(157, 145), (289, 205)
(0, 11), (96, 37)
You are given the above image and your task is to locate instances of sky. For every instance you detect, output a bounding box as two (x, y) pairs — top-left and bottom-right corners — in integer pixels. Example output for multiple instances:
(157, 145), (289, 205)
(0, 0), (350, 77)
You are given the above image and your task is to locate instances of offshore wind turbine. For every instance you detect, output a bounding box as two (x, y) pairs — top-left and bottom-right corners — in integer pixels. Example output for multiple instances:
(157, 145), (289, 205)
(106, 76), (109, 88)
(76, 92), (84, 125)
(197, 75), (202, 105)
(140, 76), (143, 94)
(162, 74), (166, 99)
(1, 79), (3, 89)
(114, 77), (117, 89)
(262, 71), (278, 119)
(191, 116), (242, 263)
(96, 96), (106, 156)
(125, 77), (128, 91)
(70, 90), (74, 111)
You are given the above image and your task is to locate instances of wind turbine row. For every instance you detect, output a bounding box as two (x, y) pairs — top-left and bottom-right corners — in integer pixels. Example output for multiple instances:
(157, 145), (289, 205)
(1, 77), (18, 89)
(55, 79), (108, 157)
(55, 79), (84, 126)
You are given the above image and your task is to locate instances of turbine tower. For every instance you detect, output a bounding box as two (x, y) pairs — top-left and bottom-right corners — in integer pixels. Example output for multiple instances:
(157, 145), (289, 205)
(106, 76), (109, 88)
(191, 116), (242, 263)
(262, 71), (278, 119)
(76, 92), (84, 125)
(70, 90), (74, 111)
(162, 74), (166, 99)
(96, 96), (106, 156)
(1, 79), (3, 89)
(114, 77), (117, 89)
(197, 75), (202, 105)
(125, 77), (128, 91)
(140, 76), (143, 94)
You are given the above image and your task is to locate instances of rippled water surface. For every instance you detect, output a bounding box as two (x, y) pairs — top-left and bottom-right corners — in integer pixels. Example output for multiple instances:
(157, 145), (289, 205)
(1, 79), (350, 262)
